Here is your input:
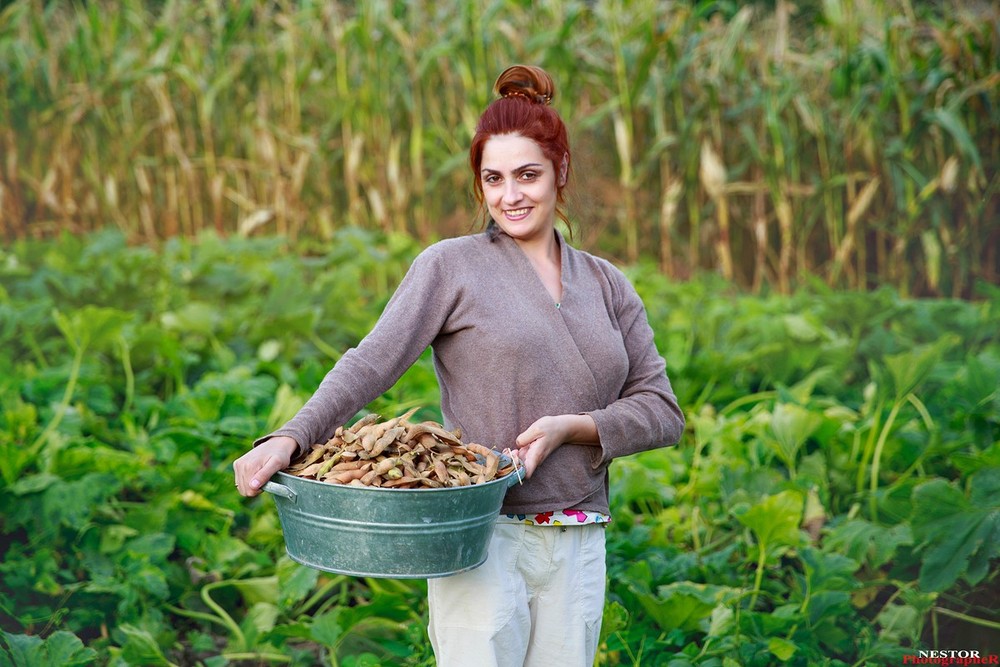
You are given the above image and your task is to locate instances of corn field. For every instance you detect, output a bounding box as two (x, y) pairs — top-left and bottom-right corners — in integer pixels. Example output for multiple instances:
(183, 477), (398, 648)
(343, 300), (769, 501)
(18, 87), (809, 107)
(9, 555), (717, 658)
(0, 0), (997, 296)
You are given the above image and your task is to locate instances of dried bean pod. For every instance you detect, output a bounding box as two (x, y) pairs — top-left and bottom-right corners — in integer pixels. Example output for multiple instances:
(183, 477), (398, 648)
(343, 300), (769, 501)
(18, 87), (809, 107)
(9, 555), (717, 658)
(349, 413), (380, 433)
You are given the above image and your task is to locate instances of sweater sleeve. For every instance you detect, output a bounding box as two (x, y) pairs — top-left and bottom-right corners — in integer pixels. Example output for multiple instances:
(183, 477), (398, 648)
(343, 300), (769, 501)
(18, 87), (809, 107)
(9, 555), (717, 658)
(253, 245), (457, 453)
(585, 269), (685, 465)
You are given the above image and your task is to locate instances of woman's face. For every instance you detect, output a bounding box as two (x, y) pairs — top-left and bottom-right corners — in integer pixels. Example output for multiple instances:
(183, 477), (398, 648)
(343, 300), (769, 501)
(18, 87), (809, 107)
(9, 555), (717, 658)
(480, 133), (562, 244)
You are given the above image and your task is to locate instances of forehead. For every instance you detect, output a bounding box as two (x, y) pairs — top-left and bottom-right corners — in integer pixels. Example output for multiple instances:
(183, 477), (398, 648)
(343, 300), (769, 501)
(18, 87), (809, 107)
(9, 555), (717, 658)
(481, 133), (549, 169)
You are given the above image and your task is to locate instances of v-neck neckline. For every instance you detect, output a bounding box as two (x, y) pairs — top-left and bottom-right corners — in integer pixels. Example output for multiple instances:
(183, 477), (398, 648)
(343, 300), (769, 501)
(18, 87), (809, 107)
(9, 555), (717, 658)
(500, 229), (566, 309)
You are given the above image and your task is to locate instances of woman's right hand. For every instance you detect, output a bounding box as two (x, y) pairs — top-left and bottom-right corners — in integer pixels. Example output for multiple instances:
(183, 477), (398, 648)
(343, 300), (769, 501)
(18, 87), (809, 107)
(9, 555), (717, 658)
(233, 436), (299, 497)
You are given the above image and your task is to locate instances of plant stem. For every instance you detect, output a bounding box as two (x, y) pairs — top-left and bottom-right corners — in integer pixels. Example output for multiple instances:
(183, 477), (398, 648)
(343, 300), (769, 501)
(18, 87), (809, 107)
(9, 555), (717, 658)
(201, 580), (247, 651)
(869, 401), (902, 522)
(220, 652), (292, 663)
(119, 335), (134, 415)
(856, 398), (883, 498)
(295, 575), (347, 617)
(31, 342), (84, 452)
(165, 604), (231, 630)
(933, 606), (1000, 631)
(750, 542), (767, 610)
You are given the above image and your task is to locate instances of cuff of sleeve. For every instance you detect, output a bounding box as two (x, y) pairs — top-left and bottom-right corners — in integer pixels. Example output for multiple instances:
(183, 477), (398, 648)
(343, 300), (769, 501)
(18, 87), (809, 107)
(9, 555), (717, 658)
(253, 432), (305, 457)
(584, 410), (622, 469)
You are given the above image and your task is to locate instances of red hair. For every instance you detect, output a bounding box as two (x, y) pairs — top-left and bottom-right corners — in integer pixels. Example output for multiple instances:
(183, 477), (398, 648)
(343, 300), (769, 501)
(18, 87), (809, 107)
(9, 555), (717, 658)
(469, 65), (572, 226)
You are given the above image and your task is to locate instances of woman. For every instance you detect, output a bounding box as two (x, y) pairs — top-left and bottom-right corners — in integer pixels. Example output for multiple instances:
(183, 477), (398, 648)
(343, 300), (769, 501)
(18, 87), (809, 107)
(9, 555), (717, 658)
(234, 64), (685, 666)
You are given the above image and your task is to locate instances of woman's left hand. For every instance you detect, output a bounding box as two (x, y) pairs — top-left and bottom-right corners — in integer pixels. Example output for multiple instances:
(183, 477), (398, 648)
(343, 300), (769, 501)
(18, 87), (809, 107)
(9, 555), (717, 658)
(514, 414), (599, 478)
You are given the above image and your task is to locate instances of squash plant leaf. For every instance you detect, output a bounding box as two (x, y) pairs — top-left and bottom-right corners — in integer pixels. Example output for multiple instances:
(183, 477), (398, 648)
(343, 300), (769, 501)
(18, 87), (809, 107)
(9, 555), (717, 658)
(231, 576), (279, 606)
(276, 557), (320, 612)
(117, 624), (172, 666)
(734, 490), (805, 607)
(796, 547), (859, 627)
(0, 630), (98, 667)
(768, 403), (823, 475)
(734, 490), (805, 559)
(910, 467), (1000, 591)
(768, 636), (799, 662)
(881, 334), (958, 402)
(824, 519), (912, 570)
(628, 581), (737, 633)
(52, 306), (132, 353)
(310, 609), (344, 648)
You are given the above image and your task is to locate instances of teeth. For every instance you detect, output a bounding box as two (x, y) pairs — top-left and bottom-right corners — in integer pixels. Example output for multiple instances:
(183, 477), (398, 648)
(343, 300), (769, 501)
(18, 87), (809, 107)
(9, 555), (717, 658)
(506, 208), (529, 216)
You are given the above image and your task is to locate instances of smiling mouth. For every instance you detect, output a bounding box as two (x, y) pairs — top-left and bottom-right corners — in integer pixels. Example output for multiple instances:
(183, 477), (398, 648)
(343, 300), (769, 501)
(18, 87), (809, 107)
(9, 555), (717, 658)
(504, 207), (531, 218)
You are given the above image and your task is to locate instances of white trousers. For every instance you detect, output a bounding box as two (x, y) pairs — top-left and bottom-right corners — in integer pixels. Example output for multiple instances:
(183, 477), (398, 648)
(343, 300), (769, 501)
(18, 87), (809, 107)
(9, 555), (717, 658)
(427, 521), (607, 667)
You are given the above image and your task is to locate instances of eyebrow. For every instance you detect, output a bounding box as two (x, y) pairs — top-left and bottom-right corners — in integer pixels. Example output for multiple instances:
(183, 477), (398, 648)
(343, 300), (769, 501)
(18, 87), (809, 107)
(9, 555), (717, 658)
(480, 163), (546, 176)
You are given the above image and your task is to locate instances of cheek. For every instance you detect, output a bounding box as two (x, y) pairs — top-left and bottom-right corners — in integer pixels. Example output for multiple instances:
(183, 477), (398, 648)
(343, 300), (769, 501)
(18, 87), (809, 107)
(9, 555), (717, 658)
(528, 183), (553, 204)
(484, 188), (502, 208)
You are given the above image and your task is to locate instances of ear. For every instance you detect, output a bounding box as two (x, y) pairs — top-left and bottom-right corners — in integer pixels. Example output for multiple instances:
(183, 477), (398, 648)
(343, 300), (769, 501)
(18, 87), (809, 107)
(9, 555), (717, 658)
(558, 153), (569, 187)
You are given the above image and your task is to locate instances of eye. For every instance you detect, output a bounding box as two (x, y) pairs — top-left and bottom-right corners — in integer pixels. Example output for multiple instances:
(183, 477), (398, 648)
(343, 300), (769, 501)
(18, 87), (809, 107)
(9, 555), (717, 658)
(519, 171), (538, 181)
(482, 174), (501, 185)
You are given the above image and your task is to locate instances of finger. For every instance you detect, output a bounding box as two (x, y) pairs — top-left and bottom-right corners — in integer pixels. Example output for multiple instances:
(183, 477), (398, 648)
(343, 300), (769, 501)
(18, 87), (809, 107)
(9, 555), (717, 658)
(234, 462), (247, 496)
(515, 426), (541, 448)
(250, 455), (287, 491)
(522, 452), (540, 478)
(236, 470), (258, 497)
(234, 459), (268, 497)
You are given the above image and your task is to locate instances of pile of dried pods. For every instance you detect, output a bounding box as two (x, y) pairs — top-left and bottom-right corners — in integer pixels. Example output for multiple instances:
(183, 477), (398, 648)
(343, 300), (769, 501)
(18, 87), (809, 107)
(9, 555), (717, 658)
(283, 408), (521, 488)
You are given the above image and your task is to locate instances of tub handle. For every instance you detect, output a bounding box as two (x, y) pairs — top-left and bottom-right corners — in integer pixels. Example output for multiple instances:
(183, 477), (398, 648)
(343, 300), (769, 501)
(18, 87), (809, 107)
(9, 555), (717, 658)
(263, 481), (297, 502)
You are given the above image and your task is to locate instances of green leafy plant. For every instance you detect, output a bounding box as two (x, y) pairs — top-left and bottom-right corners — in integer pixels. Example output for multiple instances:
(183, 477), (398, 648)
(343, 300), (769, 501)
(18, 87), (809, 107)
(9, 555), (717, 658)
(1, 230), (998, 665)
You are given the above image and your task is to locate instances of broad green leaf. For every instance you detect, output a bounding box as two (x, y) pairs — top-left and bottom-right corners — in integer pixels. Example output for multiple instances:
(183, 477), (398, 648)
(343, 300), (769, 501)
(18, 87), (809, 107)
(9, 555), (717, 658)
(1, 632), (45, 667)
(244, 601), (279, 634)
(881, 334), (958, 401)
(876, 603), (922, 644)
(277, 557), (320, 611)
(52, 306), (131, 353)
(768, 403), (822, 471)
(910, 468), (1000, 591)
(8, 473), (60, 496)
(824, 519), (912, 569)
(782, 314), (823, 342)
(0, 441), (38, 488)
(768, 636), (798, 661)
(133, 566), (170, 599)
(800, 547), (859, 591)
(707, 605), (734, 638)
(100, 525), (139, 555)
(126, 532), (175, 560)
(788, 367), (838, 405)
(734, 490), (804, 558)
(231, 576), (279, 606)
(599, 600), (629, 646)
(967, 469), (1000, 583)
(311, 610), (343, 647)
(629, 581), (735, 633)
(41, 632), (98, 667)
(41, 473), (121, 528)
(266, 383), (308, 433)
(257, 339), (282, 362)
(117, 624), (170, 666)
(159, 301), (219, 336)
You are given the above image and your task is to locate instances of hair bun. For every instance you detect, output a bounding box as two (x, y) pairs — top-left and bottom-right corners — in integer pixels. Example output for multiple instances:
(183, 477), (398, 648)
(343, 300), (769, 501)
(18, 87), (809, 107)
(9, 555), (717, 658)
(493, 65), (555, 106)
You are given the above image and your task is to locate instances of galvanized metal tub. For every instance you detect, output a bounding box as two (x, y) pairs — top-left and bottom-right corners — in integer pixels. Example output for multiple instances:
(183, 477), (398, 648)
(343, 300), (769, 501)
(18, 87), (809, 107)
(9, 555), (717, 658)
(263, 468), (522, 578)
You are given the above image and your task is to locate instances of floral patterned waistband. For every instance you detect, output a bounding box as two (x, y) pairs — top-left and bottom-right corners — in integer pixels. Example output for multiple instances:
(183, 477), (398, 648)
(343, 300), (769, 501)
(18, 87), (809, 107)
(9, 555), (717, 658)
(497, 509), (611, 526)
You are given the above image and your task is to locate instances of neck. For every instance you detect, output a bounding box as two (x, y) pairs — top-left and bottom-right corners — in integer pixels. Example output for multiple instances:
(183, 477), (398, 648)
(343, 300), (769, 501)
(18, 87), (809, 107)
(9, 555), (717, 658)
(512, 228), (559, 264)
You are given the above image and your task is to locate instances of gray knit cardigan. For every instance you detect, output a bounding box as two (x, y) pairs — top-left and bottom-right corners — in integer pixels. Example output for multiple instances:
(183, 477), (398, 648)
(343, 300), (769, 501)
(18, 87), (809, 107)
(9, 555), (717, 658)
(255, 230), (685, 515)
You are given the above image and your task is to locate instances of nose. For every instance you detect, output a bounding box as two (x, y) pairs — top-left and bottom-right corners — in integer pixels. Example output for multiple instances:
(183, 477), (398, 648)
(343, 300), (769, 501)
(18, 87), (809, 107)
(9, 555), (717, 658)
(502, 180), (523, 205)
